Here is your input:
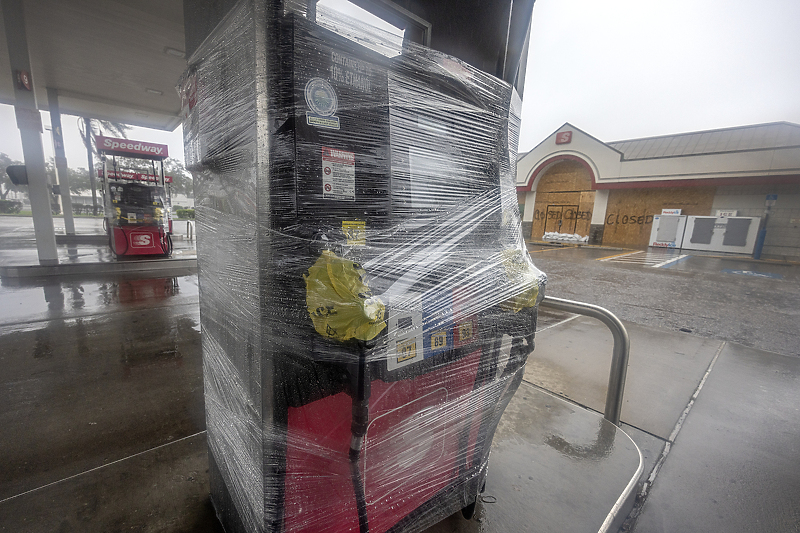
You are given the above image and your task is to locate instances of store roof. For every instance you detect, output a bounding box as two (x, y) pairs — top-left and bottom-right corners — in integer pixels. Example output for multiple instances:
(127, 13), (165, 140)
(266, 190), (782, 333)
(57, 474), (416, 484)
(517, 121), (800, 191)
(608, 122), (800, 161)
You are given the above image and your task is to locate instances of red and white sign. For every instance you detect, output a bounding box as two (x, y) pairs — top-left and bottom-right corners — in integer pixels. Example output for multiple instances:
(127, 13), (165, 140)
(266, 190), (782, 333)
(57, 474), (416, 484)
(179, 72), (197, 118)
(16, 70), (32, 91)
(661, 208), (682, 215)
(113, 226), (166, 256)
(130, 232), (153, 248)
(99, 169), (173, 183)
(555, 131), (573, 145)
(95, 135), (169, 159)
(321, 147), (355, 201)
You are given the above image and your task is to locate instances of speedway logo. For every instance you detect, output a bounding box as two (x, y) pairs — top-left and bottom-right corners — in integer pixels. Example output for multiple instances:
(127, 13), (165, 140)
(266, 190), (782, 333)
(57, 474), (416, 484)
(95, 136), (169, 158)
(131, 233), (153, 247)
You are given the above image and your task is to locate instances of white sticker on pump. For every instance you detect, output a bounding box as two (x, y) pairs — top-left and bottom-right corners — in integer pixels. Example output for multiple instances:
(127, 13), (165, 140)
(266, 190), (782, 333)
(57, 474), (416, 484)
(321, 147), (355, 201)
(386, 299), (424, 372)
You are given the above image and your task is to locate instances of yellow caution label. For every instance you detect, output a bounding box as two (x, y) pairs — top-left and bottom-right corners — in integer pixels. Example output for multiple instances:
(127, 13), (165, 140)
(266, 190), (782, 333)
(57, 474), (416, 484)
(342, 220), (366, 246)
(500, 249), (541, 313)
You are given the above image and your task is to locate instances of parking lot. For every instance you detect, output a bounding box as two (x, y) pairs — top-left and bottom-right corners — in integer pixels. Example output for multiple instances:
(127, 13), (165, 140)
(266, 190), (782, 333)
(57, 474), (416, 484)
(528, 244), (800, 357)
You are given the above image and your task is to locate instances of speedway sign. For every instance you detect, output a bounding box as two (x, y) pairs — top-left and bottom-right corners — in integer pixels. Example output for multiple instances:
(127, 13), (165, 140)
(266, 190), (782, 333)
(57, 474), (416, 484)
(95, 135), (169, 160)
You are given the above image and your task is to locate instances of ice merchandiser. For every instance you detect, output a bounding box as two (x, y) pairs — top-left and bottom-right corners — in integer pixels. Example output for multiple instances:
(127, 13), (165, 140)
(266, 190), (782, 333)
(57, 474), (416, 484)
(180, 1), (544, 532)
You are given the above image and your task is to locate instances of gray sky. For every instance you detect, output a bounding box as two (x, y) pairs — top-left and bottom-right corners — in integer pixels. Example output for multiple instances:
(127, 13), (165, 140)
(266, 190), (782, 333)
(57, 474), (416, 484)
(1, 0), (799, 163)
(519, 0), (800, 150)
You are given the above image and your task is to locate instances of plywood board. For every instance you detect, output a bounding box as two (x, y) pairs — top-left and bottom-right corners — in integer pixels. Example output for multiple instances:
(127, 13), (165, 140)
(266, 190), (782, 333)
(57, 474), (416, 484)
(530, 190), (595, 240)
(602, 187), (715, 246)
(536, 160), (593, 193)
(528, 160), (595, 240)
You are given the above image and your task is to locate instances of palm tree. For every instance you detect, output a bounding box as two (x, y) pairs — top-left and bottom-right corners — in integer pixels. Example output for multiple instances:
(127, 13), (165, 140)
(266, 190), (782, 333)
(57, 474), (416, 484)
(78, 118), (131, 214)
(0, 152), (23, 200)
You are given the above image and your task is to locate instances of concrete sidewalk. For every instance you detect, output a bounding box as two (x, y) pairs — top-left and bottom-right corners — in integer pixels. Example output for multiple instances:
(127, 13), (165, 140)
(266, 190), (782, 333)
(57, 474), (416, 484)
(528, 313), (800, 532)
(632, 342), (800, 533)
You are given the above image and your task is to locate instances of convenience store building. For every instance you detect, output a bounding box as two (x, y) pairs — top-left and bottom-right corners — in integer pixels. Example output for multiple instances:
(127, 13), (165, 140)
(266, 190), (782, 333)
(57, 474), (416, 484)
(516, 122), (800, 258)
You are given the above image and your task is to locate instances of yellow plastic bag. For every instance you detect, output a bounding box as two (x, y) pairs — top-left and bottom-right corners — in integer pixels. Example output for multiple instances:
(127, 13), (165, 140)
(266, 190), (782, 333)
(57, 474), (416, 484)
(499, 249), (541, 313)
(304, 250), (386, 342)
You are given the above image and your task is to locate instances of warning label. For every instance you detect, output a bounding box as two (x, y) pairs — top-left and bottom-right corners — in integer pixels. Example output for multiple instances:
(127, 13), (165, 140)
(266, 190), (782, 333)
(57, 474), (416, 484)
(322, 147), (355, 201)
(342, 220), (366, 246)
(307, 113), (340, 130)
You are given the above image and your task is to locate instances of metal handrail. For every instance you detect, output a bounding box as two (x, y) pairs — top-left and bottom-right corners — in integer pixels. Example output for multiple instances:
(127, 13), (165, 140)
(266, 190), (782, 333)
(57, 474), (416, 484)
(539, 296), (630, 426)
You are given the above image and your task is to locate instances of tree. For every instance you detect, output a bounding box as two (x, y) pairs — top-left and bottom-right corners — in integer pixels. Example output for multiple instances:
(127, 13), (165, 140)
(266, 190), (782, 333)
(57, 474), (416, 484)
(43, 159), (91, 194)
(163, 158), (194, 198)
(62, 167), (92, 194)
(78, 117), (132, 214)
(78, 118), (132, 156)
(0, 152), (24, 200)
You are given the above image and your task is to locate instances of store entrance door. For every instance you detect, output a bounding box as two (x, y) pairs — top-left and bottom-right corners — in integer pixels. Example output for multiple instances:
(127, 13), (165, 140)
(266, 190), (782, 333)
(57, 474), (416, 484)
(545, 204), (578, 234)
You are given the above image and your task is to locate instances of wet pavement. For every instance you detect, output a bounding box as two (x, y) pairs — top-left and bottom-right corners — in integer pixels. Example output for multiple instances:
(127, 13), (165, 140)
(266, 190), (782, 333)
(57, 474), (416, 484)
(0, 270), (641, 532)
(0, 432), (218, 533)
(526, 245), (800, 533)
(529, 316), (724, 440)
(0, 271), (199, 325)
(0, 216), (196, 268)
(1, 223), (799, 532)
(528, 245), (800, 357)
(0, 275), (203, 504)
(631, 342), (800, 533)
(3, 271), (798, 533)
(423, 383), (642, 533)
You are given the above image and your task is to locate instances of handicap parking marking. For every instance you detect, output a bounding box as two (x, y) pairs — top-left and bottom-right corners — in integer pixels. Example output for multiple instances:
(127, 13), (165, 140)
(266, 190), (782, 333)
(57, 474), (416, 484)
(653, 254), (689, 268)
(599, 250), (686, 267)
(598, 250), (642, 262)
(721, 269), (783, 279)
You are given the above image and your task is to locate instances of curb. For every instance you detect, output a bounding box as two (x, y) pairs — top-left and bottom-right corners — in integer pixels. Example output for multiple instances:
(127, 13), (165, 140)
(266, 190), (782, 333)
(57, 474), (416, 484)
(0, 258), (197, 279)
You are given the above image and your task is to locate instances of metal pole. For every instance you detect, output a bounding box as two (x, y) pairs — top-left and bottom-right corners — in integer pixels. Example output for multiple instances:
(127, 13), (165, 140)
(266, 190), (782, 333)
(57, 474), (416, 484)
(539, 296), (630, 426)
(101, 156), (108, 225)
(84, 117), (98, 215)
(47, 87), (75, 235)
(2, 0), (58, 265)
(753, 206), (770, 260)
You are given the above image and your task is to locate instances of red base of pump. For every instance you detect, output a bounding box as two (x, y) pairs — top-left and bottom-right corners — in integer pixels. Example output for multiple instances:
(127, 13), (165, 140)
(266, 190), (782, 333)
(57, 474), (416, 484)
(111, 225), (170, 256)
(284, 350), (484, 533)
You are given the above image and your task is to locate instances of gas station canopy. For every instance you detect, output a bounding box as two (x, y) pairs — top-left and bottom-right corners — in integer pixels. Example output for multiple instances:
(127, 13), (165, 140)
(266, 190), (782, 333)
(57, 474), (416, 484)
(0, 0), (535, 131)
(0, 0), (187, 130)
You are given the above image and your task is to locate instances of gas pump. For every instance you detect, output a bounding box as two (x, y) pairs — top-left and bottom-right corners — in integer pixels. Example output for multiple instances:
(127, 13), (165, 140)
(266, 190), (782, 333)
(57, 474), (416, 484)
(97, 135), (174, 257)
(181, 2), (544, 532)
